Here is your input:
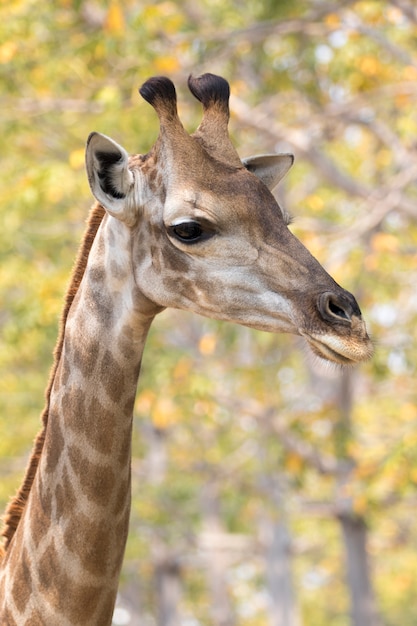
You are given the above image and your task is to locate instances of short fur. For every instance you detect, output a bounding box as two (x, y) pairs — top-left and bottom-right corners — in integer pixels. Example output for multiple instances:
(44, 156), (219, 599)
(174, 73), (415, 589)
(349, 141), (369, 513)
(188, 73), (241, 168)
(0, 203), (106, 556)
(139, 76), (178, 121)
(188, 73), (230, 114)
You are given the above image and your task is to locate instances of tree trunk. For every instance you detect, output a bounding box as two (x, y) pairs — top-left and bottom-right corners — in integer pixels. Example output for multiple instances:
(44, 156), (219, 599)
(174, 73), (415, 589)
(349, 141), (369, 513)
(304, 361), (381, 626)
(260, 477), (301, 626)
(334, 370), (381, 626)
(338, 514), (380, 626)
(147, 425), (182, 626)
(200, 482), (236, 626)
(154, 539), (182, 626)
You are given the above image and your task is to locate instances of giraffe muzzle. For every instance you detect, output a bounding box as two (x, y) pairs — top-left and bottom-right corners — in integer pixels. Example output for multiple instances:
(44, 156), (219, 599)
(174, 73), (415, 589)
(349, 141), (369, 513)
(298, 291), (373, 364)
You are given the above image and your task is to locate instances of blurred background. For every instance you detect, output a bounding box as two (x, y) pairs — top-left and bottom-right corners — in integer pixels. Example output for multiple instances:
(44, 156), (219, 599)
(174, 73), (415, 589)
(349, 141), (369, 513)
(1, 1), (416, 625)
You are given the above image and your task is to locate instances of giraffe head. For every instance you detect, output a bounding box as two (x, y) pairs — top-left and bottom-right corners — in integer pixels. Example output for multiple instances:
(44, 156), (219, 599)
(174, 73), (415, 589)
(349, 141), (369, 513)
(85, 74), (372, 365)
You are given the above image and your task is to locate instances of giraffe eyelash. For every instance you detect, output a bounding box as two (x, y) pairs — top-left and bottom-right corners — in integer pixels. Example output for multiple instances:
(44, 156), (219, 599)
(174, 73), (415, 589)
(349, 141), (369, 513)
(281, 208), (294, 226)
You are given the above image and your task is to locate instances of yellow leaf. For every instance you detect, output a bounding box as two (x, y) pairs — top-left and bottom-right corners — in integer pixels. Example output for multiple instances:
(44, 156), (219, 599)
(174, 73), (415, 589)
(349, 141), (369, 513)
(135, 389), (156, 414)
(325, 13), (340, 27)
(152, 398), (177, 429)
(96, 85), (121, 106)
(105, 1), (124, 34)
(400, 402), (417, 422)
(397, 574), (413, 591)
(154, 56), (180, 74)
(394, 92), (411, 108)
(173, 357), (191, 381)
(403, 65), (417, 81)
(143, 6), (160, 20)
(376, 148), (391, 168)
(386, 7), (403, 24)
(353, 494), (367, 515)
(359, 56), (379, 76)
(371, 232), (398, 253)
(306, 194), (324, 212)
(354, 461), (377, 479)
(0, 41), (17, 64)
(199, 333), (217, 356)
(285, 452), (303, 474)
(69, 148), (85, 170)
(364, 253), (378, 271)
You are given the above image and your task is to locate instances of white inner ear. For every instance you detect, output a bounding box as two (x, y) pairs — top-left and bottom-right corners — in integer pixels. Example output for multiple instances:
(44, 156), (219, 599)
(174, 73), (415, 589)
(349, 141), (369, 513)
(243, 153), (294, 190)
(85, 132), (136, 224)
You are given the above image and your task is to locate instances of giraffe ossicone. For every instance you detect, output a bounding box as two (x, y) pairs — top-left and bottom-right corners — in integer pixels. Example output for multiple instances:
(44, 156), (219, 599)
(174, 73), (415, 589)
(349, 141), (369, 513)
(0, 73), (373, 625)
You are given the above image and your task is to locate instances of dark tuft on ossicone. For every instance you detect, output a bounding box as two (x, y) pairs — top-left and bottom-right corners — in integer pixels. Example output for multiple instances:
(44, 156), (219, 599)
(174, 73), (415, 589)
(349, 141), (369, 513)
(139, 76), (177, 107)
(188, 73), (230, 111)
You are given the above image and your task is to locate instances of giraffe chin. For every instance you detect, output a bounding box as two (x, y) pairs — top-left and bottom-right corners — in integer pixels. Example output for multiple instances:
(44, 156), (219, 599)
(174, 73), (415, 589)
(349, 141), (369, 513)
(302, 333), (374, 366)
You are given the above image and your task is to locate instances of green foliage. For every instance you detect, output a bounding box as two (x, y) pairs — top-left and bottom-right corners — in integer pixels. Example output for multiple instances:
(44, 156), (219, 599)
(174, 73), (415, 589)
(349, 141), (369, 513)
(1, 0), (417, 624)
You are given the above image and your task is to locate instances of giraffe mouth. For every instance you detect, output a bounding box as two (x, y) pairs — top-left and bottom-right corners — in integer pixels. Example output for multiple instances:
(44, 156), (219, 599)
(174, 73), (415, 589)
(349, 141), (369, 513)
(301, 332), (374, 365)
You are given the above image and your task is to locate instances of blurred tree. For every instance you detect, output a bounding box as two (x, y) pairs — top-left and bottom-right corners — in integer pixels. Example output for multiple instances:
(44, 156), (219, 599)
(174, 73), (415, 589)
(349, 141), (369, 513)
(1, 1), (417, 625)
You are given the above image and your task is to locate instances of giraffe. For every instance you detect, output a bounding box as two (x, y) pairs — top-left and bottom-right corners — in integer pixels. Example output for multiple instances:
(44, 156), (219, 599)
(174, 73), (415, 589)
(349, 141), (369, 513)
(0, 73), (373, 625)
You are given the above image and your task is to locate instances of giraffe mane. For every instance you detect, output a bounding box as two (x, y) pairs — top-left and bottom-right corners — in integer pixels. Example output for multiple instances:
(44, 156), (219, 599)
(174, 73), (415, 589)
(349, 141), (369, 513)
(0, 203), (106, 558)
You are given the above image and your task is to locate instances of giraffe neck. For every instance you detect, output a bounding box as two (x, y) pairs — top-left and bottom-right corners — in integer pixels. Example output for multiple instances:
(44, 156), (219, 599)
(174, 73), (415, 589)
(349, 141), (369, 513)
(0, 214), (159, 625)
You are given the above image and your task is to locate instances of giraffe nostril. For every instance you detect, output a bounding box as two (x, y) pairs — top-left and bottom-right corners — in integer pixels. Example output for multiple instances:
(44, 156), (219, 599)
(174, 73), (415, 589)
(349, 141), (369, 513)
(318, 292), (353, 323)
(328, 299), (350, 320)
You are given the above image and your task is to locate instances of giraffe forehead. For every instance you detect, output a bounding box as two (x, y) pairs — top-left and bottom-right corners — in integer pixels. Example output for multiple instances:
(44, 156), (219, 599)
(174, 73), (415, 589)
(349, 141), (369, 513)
(133, 139), (279, 229)
(162, 191), (218, 224)
(161, 170), (277, 226)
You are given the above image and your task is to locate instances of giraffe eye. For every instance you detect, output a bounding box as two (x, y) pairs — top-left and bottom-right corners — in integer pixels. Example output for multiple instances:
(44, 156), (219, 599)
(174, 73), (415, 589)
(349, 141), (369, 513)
(169, 221), (212, 244)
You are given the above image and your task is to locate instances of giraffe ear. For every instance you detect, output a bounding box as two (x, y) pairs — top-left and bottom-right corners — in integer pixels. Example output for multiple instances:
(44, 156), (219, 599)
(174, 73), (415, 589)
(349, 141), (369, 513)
(85, 132), (136, 224)
(243, 154), (294, 191)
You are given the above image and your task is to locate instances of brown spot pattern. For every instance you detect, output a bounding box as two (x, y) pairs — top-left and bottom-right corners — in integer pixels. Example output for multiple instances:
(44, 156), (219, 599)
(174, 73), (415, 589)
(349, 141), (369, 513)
(38, 479), (53, 516)
(117, 330), (136, 360)
(30, 493), (51, 547)
(37, 540), (67, 604)
(89, 283), (113, 324)
(11, 548), (31, 613)
(117, 433), (131, 465)
(100, 349), (125, 403)
(62, 387), (86, 434)
(110, 260), (127, 281)
(85, 397), (117, 455)
(2, 607), (18, 626)
(72, 337), (100, 378)
(44, 414), (64, 474)
(113, 476), (130, 516)
(38, 540), (103, 624)
(68, 448), (116, 507)
(63, 386), (117, 455)
(95, 594), (119, 626)
(63, 511), (111, 578)
(24, 612), (44, 626)
(56, 353), (71, 388)
(60, 466), (77, 511)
